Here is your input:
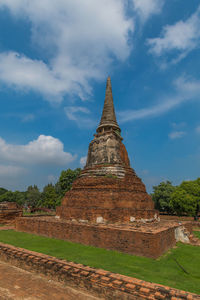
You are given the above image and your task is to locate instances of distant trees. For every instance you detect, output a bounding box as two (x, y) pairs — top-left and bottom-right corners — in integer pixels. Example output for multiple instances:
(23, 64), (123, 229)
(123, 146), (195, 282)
(56, 168), (81, 197)
(40, 184), (58, 209)
(0, 168), (81, 210)
(26, 185), (41, 208)
(2, 167), (199, 218)
(151, 181), (175, 214)
(0, 188), (7, 196)
(0, 190), (26, 207)
(152, 178), (200, 218)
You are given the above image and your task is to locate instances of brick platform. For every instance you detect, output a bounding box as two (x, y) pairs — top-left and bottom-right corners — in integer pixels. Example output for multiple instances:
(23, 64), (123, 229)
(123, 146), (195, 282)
(0, 242), (199, 299)
(16, 216), (184, 258)
(0, 202), (22, 225)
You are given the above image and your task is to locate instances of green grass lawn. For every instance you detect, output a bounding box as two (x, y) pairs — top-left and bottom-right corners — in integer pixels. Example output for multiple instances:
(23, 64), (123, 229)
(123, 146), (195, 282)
(0, 230), (199, 294)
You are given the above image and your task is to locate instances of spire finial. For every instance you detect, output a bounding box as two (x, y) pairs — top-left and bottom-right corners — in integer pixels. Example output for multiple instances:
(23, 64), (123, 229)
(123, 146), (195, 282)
(97, 77), (120, 133)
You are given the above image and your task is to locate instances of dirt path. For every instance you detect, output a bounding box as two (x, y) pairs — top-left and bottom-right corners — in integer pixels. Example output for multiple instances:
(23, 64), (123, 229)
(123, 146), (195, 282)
(0, 260), (101, 300)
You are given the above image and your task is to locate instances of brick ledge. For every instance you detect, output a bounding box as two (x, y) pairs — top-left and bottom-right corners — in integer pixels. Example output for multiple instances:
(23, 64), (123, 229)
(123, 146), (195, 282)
(0, 242), (199, 300)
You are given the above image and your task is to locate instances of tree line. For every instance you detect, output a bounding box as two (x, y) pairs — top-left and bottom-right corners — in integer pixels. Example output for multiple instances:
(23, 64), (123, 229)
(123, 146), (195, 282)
(0, 170), (199, 218)
(151, 178), (200, 219)
(0, 168), (81, 210)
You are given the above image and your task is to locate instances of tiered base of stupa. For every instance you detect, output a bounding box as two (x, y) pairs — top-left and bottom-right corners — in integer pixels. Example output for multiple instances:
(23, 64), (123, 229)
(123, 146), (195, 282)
(56, 165), (158, 224)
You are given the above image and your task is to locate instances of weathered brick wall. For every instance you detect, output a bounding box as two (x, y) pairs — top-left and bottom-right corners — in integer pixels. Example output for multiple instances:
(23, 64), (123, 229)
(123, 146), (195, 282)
(16, 217), (178, 258)
(0, 210), (22, 224)
(0, 202), (22, 224)
(161, 216), (200, 228)
(160, 215), (199, 222)
(0, 242), (199, 299)
(57, 174), (157, 223)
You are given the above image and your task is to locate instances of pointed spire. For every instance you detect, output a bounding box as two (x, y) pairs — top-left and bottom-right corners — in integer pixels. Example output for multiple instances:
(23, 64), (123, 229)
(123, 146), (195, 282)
(97, 77), (120, 133)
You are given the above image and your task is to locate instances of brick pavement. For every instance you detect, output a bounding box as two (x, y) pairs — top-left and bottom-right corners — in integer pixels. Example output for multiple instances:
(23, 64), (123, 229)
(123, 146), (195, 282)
(0, 260), (101, 300)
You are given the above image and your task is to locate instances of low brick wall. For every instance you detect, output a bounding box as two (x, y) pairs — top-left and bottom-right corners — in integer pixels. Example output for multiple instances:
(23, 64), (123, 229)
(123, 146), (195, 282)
(161, 215), (200, 223)
(161, 216), (199, 232)
(0, 209), (22, 224)
(0, 242), (199, 299)
(16, 216), (178, 258)
(0, 202), (22, 225)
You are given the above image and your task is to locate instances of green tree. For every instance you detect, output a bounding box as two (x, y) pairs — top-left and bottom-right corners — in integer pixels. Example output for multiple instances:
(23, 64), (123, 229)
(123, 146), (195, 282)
(0, 187), (8, 196)
(40, 184), (58, 209)
(170, 179), (200, 218)
(13, 191), (27, 207)
(151, 181), (175, 213)
(55, 168), (81, 197)
(0, 190), (26, 207)
(0, 191), (16, 203)
(26, 185), (41, 208)
(170, 187), (196, 216)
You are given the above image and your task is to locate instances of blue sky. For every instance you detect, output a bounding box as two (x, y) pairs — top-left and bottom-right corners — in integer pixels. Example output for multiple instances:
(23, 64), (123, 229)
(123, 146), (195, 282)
(0, 0), (200, 192)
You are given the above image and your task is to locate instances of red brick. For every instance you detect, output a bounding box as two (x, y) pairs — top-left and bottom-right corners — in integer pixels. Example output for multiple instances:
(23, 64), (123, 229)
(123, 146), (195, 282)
(80, 271), (89, 276)
(71, 268), (80, 274)
(96, 270), (109, 276)
(101, 276), (110, 282)
(125, 283), (136, 290)
(140, 287), (150, 294)
(112, 280), (123, 286)
(155, 291), (165, 299)
(187, 296), (194, 300)
(62, 266), (71, 271)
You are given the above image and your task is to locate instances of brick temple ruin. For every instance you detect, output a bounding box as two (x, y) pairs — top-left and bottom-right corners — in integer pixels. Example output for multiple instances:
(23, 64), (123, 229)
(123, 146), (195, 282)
(56, 77), (158, 224)
(16, 77), (192, 258)
(0, 202), (22, 224)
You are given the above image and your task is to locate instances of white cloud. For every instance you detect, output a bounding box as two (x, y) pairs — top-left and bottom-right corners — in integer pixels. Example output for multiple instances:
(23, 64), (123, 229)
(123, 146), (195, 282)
(80, 156), (87, 167)
(0, 135), (76, 166)
(0, 165), (26, 177)
(168, 131), (186, 140)
(65, 106), (96, 128)
(147, 5), (200, 63)
(0, 52), (67, 103)
(119, 74), (200, 123)
(119, 95), (184, 122)
(65, 106), (90, 121)
(0, 0), (134, 102)
(132, 0), (164, 22)
(174, 75), (200, 96)
(0, 135), (76, 190)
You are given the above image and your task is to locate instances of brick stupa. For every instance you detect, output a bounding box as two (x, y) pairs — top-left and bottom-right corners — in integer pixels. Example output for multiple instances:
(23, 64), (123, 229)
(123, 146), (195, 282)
(16, 77), (190, 258)
(56, 77), (158, 224)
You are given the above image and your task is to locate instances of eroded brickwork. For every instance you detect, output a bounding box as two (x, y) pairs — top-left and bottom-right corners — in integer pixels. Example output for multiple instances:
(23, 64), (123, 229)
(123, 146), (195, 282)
(16, 217), (180, 258)
(0, 202), (22, 224)
(57, 171), (157, 224)
(57, 77), (157, 224)
(0, 242), (199, 299)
